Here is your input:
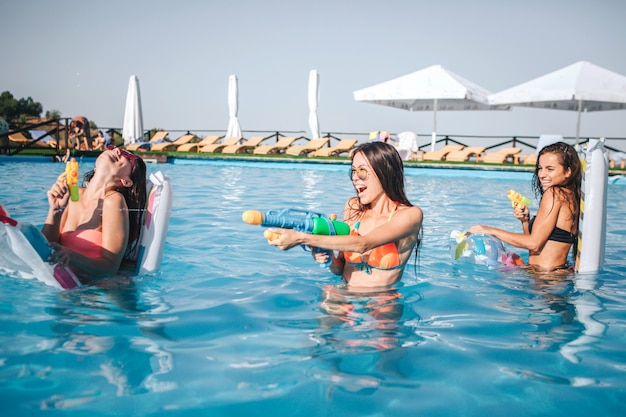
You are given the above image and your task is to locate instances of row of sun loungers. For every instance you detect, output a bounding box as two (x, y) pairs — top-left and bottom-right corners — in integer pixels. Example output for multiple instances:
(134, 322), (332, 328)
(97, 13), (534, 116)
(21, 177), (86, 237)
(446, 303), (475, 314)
(7, 129), (622, 167)
(123, 132), (531, 164)
(416, 144), (526, 164)
(124, 133), (359, 157)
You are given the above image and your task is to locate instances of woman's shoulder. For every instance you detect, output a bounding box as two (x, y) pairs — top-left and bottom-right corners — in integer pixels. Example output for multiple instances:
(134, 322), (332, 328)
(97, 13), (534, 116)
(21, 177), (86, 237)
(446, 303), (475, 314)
(542, 186), (573, 205)
(398, 203), (423, 219)
(102, 190), (128, 209)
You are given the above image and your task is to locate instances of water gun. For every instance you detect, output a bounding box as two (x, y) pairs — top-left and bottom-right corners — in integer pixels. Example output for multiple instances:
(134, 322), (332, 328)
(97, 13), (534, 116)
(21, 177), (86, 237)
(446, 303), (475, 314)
(242, 208), (350, 267)
(507, 189), (531, 208)
(58, 157), (80, 201)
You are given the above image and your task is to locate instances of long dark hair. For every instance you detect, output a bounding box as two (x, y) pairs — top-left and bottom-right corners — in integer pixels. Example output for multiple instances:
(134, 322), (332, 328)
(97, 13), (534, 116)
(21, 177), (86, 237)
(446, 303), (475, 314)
(531, 141), (582, 222)
(84, 155), (147, 259)
(350, 141), (412, 210)
(348, 141), (421, 265)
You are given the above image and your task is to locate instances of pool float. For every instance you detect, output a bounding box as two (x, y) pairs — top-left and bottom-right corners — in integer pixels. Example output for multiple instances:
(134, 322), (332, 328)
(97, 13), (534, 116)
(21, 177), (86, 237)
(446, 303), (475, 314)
(0, 208), (81, 289)
(0, 170), (171, 288)
(450, 230), (524, 268)
(575, 138), (608, 273)
(135, 171), (172, 274)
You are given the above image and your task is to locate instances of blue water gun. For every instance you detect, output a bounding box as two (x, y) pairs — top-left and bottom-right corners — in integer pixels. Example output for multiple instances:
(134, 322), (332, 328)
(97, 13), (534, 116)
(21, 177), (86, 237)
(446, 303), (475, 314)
(242, 208), (350, 267)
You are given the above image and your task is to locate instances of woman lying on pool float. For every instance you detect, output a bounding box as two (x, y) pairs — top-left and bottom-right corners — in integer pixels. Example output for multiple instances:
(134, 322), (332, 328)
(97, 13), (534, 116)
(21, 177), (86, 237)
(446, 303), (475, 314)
(268, 142), (423, 288)
(42, 146), (147, 283)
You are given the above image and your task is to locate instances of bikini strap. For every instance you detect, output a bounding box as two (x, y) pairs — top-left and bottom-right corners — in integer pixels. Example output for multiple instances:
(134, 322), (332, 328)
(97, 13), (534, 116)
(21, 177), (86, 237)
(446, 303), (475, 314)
(354, 203), (398, 231)
(388, 204), (398, 221)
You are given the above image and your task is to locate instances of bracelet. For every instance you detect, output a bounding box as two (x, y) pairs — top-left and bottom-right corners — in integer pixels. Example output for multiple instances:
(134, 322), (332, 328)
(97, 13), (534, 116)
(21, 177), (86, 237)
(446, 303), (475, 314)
(54, 207), (66, 213)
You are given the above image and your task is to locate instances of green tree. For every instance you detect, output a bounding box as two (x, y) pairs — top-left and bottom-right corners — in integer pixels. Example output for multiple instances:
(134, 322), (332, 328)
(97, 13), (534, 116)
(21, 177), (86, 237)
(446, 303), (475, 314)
(0, 91), (43, 123)
(45, 109), (62, 119)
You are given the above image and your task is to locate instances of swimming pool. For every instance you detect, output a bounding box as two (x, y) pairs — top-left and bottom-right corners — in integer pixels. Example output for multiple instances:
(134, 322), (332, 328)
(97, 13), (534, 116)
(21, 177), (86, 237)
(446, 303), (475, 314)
(1, 157), (625, 416)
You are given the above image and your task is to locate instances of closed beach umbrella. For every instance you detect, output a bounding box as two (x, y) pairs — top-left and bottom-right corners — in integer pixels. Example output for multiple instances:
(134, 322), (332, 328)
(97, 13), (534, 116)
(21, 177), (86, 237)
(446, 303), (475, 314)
(489, 61), (626, 144)
(226, 74), (242, 138)
(122, 75), (144, 145)
(354, 65), (508, 151)
(308, 69), (321, 139)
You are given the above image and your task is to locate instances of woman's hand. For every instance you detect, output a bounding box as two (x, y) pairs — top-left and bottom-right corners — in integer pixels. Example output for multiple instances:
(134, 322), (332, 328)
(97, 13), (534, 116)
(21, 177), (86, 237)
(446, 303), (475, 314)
(513, 205), (530, 223)
(48, 242), (71, 265)
(312, 248), (330, 264)
(47, 179), (70, 212)
(267, 228), (302, 251)
(468, 224), (489, 234)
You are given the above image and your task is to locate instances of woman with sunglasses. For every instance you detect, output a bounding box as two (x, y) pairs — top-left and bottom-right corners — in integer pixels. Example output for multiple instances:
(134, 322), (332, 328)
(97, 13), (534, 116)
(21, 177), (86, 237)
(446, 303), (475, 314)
(42, 146), (147, 283)
(269, 141), (423, 288)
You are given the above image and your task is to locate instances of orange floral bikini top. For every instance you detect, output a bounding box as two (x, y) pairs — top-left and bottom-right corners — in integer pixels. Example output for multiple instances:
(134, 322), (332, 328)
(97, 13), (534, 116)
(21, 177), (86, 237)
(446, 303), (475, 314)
(343, 205), (402, 274)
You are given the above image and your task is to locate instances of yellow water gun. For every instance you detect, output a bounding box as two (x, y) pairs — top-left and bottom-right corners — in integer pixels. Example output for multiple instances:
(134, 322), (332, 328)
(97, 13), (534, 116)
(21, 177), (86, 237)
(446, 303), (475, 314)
(58, 157), (80, 201)
(507, 189), (531, 208)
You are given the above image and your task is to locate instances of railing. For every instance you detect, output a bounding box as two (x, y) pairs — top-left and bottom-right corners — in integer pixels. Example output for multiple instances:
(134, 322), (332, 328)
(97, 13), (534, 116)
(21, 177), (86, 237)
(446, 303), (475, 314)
(0, 118), (72, 156)
(3, 122), (626, 156)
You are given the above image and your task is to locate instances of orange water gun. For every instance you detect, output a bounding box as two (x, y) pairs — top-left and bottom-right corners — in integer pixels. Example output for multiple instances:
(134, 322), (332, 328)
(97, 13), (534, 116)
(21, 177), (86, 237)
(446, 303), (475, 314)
(507, 189), (531, 208)
(58, 157), (80, 201)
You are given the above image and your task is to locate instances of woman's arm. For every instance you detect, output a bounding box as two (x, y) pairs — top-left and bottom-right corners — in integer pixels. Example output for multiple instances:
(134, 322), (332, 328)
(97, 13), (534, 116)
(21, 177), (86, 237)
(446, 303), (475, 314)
(513, 204), (531, 234)
(42, 178), (70, 242)
(469, 189), (560, 253)
(270, 205), (423, 254)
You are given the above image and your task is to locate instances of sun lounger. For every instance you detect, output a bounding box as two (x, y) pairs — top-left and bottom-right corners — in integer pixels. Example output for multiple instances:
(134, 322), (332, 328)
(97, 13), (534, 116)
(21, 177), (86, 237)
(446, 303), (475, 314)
(126, 131), (169, 151)
(519, 153), (538, 166)
(7, 131), (53, 149)
(200, 136), (243, 153)
(422, 144), (464, 161)
(176, 135), (221, 152)
(446, 146), (486, 162)
(150, 133), (199, 152)
(482, 147), (522, 164)
(285, 138), (330, 156)
(253, 136), (298, 155)
(222, 136), (269, 154)
(610, 151), (626, 169)
(311, 139), (359, 157)
(29, 130), (58, 148)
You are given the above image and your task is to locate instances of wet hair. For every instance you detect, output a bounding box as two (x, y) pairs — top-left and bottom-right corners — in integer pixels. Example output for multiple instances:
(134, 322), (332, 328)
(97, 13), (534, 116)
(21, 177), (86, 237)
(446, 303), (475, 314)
(84, 153), (147, 259)
(531, 141), (582, 221)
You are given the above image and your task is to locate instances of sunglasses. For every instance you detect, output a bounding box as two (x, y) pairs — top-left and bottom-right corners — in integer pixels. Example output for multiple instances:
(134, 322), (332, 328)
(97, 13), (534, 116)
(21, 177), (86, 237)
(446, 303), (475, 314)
(107, 145), (139, 173)
(350, 167), (370, 181)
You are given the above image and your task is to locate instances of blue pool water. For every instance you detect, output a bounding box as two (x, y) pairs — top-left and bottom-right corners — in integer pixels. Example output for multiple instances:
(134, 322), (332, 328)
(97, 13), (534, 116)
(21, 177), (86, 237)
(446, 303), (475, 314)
(1, 157), (625, 417)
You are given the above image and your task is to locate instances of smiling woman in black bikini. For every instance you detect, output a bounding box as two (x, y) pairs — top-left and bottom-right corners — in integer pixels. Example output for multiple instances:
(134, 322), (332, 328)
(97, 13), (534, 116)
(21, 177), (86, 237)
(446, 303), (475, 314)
(470, 142), (582, 272)
(268, 142), (423, 289)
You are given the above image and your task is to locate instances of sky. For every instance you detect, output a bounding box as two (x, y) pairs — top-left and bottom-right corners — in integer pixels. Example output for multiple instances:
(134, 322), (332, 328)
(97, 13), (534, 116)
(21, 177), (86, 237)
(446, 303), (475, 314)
(2, 0), (626, 144)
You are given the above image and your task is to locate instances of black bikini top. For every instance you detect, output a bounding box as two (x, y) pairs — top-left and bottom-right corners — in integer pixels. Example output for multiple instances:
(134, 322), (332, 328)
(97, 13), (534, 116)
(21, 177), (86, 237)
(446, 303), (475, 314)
(529, 216), (576, 244)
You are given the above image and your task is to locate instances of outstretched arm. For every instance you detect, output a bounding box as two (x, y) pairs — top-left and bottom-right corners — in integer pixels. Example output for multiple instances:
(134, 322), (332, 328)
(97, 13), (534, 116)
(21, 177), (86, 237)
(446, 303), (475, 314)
(469, 189), (560, 253)
(269, 205), (423, 254)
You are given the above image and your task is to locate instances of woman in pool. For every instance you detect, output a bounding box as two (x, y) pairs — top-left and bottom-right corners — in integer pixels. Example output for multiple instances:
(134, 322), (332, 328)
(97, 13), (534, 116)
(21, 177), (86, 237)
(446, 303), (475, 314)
(268, 141), (423, 288)
(42, 146), (147, 282)
(469, 142), (581, 272)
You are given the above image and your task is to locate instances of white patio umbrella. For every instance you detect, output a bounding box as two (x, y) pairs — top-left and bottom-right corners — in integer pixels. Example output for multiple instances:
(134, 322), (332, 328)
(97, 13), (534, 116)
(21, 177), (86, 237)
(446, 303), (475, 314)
(226, 74), (242, 138)
(308, 69), (321, 139)
(122, 75), (144, 145)
(354, 65), (508, 151)
(489, 61), (626, 144)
